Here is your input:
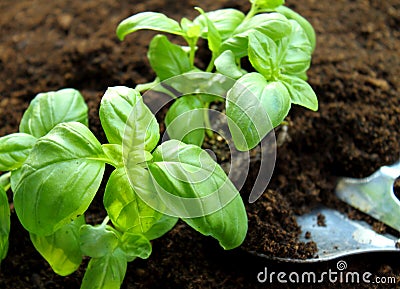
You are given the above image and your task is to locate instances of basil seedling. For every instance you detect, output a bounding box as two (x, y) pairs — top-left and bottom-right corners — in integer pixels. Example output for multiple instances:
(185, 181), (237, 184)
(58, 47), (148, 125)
(116, 0), (318, 150)
(0, 86), (247, 288)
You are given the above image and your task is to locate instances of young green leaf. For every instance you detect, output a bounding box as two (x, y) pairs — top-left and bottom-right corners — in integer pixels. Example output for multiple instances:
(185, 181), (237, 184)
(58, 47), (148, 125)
(280, 74), (318, 111)
(226, 73), (290, 150)
(0, 133), (37, 171)
(195, 8), (221, 54)
(19, 88), (88, 138)
(116, 12), (184, 41)
(279, 20), (312, 75)
(142, 214), (178, 241)
(104, 168), (162, 234)
(244, 13), (291, 40)
(13, 122), (105, 236)
(159, 73), (229, 102)
(148, 35), (191, 81)
(193, 9), (245, 40)
(214, 50), (246, 79)
(120, 232), (152, 261)
(148, 140), (248, 249)
(30, 216), (85, 276)
(0, 186), (10, 262)
(122, 100), (160, 156)
(275, 5), (316, 51)
(100, 86), (159, 152)
(248, 30), (278, 79)
(165, 95), (205, 146)
(221, 13), (291, 58)
(180, 18), (201, 39)
(261, 80), (292, 127)
(80, 248), (127, 289)
(80, 224), (119, 258)
(101, 144), (123, 168)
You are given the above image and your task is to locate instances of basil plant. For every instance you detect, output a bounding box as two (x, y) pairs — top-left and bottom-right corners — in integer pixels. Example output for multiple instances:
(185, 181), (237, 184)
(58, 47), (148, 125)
(0, 87), (247, 288)
(116, 0), (318, 150)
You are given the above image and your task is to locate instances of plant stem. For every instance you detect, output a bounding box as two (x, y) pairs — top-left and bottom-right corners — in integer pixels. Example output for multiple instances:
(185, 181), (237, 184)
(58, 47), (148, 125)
(0, 172), (11, 191)
(189, 41), (196, 68)
(205, 53), (217, 72)
(203, 103), (214, 138)
(101, 216), (110, 227)
(244, 3), (259, 21)
(135, 78), (160, 93)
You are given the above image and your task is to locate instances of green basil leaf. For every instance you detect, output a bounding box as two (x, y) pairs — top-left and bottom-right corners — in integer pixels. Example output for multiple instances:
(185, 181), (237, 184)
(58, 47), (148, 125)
(116, 12), (184, 40)
(221, 13), (291, 58)
(275, 5), (316, 51)
(123, 105), (160, 156)
(0, 133), (37, 171)
(148, 140), (247, 249)
(13, 122), (105, 236)
(280, 74), (318, 111)
(100, 86), (159, 152)
(279, 20), (312, 75)
(101, 144), (123, 168)
(261, 80), (292, 127)
(123, 163), (179, 241)
(19, 89), (88, 138)
(180, 18), (201, 38)
(159, 73), (229, 102)
(226, 73), (271, 151)
(0, 186), (10, 262)
(214, 50), (245, 79)
(80, 224), (119, 258)
(248, 30), (279, 79)
(81, 248), (127, 289)
(120, 232), (152, 261)
(99, 86), (141, 144)
(165, 95), (205, 146)
(30, 216), (85, 276)
(148, 35), (191, 81)
(104, 168), (162, 234)
(226, 73), (290, 150)
(143, 214), (178, 240)
(195, 8), (221, 53)
(193, 9), (245, 40)
(10, 168), (21, 193)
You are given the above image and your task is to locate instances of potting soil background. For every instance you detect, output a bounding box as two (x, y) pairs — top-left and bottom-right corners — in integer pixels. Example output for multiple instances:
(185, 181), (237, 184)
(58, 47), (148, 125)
(0, 0), (399, 288)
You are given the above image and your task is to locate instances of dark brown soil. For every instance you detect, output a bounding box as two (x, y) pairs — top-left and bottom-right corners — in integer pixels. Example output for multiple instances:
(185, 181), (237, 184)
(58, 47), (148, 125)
(0, 0), (399, 288)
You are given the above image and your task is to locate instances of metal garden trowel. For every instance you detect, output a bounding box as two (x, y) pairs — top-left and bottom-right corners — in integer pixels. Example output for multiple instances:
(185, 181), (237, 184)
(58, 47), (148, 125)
(253, 160), (400, 262)
(335, 159), (400, 232)
(296, 159), (400, 262)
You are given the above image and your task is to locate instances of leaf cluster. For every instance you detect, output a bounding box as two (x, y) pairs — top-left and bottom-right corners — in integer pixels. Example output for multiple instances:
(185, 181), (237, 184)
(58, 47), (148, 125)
(0, 87), (247, 288)
(117, 0), (318, 150)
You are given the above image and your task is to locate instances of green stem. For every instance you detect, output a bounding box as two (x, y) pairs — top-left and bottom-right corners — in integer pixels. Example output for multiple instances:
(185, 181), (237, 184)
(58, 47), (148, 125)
(101, 216), (110, 227)
(203, 103), (214, 138)
(205, 53), (217, 72)
(88, 157), (119, 168)
(244, 3), (259, 21)
(135, 78), (160, 93)
(0, 172), (11, 191)
(189, 42), (196, 68)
